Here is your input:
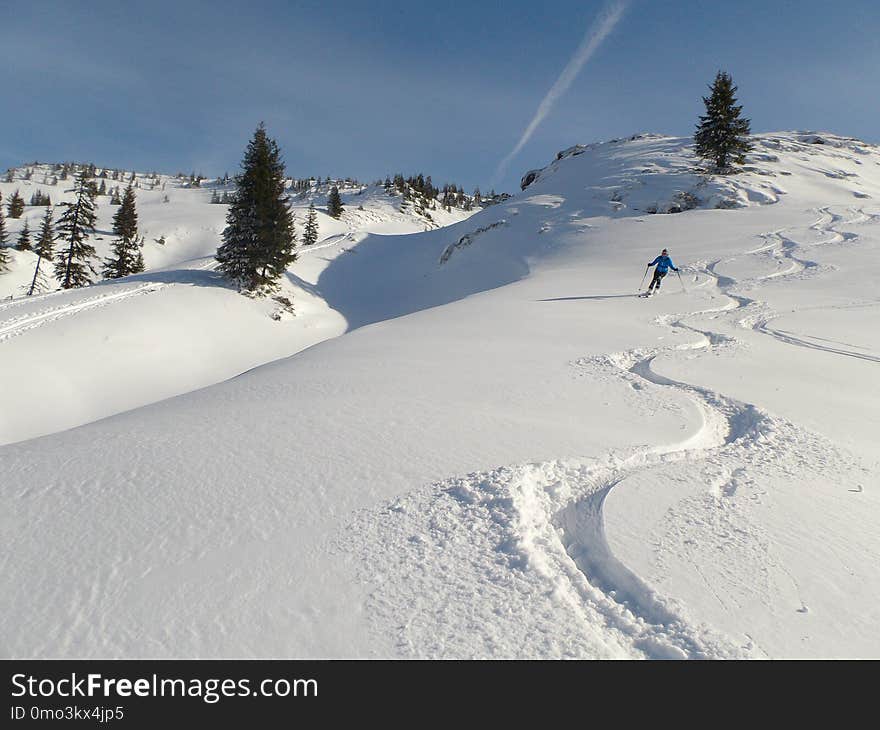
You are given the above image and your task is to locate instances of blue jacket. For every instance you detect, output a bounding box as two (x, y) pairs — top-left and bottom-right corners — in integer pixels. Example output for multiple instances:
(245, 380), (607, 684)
(649, 254), (677, 273)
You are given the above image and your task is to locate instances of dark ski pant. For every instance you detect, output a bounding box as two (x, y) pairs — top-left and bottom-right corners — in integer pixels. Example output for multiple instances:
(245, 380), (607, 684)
(648, 269), (667, 292)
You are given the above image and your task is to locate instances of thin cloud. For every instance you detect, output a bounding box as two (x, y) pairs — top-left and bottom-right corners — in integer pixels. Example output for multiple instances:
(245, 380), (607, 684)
(493, 0), (629, 185)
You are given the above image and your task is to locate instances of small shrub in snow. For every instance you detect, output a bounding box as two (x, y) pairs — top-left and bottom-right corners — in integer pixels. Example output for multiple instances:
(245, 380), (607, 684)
(668, 191), (700, 213)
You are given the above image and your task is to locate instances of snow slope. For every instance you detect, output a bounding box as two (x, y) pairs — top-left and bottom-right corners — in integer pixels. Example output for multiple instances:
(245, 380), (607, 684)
(2, 132), (879, 658)
(0, 170), (475, 444)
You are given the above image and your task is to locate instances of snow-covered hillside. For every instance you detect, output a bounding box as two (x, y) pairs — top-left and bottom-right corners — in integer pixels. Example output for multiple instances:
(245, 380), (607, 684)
(0, 168), (476, 444)
(2, 132), (879, 659)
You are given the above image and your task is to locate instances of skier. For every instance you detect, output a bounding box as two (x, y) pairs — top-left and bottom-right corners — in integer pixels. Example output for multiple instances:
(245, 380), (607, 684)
(644, 248), (679, 295)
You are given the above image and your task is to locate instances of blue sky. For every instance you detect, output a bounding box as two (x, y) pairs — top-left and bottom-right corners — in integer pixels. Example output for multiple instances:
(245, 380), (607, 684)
(3, 0), (878, 192)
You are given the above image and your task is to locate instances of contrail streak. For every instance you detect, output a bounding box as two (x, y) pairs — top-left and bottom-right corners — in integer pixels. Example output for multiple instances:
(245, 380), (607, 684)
(493, 1), (629, 185)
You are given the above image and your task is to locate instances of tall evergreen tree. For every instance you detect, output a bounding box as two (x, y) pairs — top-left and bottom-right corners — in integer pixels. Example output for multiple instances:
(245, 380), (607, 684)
(16, 220), (32, 251)
(0, 192), (6, 246)
(215, 123), (297, 293)
(302, 203), (319, 245)
(0, 204), (8, 273)
(7, 189), (25, 218)
(54, 171), (98, 289)
(694, 71), (752, 172)
(327, 185), (343, 218)
(103, 184), (144, 278)
(28, 208), (55, 295)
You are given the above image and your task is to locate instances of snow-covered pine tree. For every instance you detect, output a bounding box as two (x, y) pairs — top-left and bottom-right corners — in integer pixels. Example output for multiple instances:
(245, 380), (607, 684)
(16, 220), (31, 251)
(694, 71), (752, 172)
(0, 202), (9, 273)
(215, 123), (297, 293)
(54, 171), (98, 289)
(102, 184), (144, 279)
(327, 186), (343, 218)
(28, 208), (55, 295)
(303, 203), (319, 245)
(7, 189), (25, 218)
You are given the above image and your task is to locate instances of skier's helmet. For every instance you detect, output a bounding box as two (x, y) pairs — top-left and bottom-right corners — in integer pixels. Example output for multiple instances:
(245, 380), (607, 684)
(661, 248), (668, 254)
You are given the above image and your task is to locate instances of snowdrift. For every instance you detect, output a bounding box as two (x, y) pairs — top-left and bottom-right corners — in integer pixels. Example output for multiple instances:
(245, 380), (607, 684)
(0, 173), (475, 443)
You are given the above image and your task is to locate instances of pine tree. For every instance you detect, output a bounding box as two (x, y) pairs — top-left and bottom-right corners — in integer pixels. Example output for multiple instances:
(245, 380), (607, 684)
(694, 71), (752, 172)
(54, 171), (98, 289)
(215, 123), (297, 293)
(0, 203), (8, 273)
(16, 220), (32, 251)
(0, 192), (6, 245)
(7, 189), (25, 218)
(102, 184), (144, 279)
(28, 208), (55, 295)
(327, 186), (343, 218)
(302, 203), (319, 245)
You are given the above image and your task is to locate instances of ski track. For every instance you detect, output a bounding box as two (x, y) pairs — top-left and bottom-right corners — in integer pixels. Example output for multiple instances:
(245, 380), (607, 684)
(344, 205), (874, 659)
(718, 206), (880, 361)
(0, 282), (166, 344)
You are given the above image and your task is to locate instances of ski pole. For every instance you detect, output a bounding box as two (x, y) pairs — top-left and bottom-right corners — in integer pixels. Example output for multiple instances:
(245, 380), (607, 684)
(638, 266), (649, 292)
(677, 270), (687, 293)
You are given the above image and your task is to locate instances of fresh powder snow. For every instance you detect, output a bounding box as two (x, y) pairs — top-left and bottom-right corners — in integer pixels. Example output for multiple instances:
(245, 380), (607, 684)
(1, 132), (878, 658)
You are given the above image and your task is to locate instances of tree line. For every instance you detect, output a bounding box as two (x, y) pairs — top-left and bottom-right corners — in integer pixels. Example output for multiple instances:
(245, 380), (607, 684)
(2, 70), (753, 297)
(0, 172), (145, 293)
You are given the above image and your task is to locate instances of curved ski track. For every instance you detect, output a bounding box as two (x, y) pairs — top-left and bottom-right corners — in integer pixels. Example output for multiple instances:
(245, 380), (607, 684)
(345, 205), (876, 659)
